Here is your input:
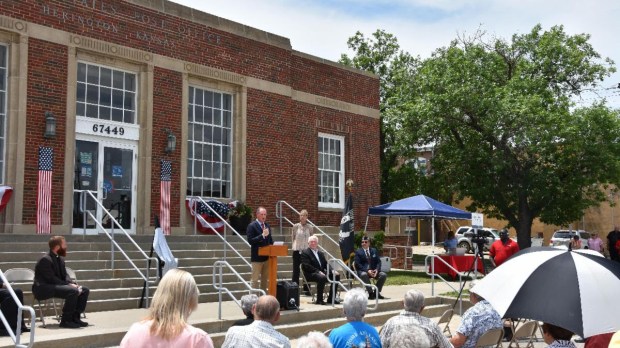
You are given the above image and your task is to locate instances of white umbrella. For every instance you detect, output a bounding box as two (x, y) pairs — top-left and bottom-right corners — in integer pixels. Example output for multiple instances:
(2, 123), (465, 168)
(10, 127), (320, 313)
(472, 246), (620, 338)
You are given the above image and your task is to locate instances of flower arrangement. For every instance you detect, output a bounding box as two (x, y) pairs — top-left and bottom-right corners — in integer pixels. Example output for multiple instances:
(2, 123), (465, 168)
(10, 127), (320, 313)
(228, 200), (253, 218)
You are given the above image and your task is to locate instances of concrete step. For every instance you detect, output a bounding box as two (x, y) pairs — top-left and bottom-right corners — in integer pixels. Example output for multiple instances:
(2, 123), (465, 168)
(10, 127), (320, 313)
(0, 249), (253, 262)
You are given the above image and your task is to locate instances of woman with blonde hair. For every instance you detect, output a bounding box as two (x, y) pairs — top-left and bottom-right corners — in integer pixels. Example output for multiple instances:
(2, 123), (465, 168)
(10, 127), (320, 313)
(291, 209), (313, 294)
(120, 269), (213, 347)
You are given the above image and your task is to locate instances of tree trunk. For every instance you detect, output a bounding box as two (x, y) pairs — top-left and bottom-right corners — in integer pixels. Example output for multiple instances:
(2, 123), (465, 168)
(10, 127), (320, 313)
(516, 206), (534, 249)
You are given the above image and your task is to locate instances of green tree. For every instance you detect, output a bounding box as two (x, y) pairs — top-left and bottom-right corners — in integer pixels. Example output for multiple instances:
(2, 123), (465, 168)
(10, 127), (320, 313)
(339, 30), (428, 204)
(403, 25), (620, 248)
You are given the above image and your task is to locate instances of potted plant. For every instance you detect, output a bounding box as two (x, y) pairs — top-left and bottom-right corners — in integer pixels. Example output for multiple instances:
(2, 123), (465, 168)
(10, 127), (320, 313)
(228, 200), (253, 233)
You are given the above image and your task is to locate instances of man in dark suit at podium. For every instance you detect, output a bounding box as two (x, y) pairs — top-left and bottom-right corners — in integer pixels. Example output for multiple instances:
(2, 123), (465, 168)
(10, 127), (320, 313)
(247, 206), (274, 292)
(354, 236), (387, 299)
(301, 235), (340, 305)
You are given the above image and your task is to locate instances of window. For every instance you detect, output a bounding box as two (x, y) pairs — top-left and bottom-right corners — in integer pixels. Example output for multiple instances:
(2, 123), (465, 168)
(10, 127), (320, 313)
(76, 62), (137, 124)
(318, 133), (344, 208)
(187, 86), (233, 198)
(0, 45), (7, 183)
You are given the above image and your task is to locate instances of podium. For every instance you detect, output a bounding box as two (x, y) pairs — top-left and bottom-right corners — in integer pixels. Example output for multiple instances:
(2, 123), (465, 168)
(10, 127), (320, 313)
(258, 245), (288, 296)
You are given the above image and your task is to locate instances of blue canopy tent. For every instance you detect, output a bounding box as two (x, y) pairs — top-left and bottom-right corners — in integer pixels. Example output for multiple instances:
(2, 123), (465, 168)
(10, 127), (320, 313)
(364, 194), (472, 294)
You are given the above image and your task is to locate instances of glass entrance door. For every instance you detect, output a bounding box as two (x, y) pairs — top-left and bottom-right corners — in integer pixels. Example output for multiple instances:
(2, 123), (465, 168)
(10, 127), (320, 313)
(73, 139), (136, 234)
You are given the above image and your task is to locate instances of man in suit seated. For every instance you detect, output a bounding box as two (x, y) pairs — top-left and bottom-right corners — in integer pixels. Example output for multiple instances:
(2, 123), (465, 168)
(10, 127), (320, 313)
(301, 235), (340, 305)
(0, 279), (29, 336)
(354, 236), (387, 300)
(33, 236), (89, 329)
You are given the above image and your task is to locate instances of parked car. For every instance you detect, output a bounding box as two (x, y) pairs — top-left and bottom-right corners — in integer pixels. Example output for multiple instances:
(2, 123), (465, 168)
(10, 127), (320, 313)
(454, 226), (501, 254)
(549, 230), (590, 249)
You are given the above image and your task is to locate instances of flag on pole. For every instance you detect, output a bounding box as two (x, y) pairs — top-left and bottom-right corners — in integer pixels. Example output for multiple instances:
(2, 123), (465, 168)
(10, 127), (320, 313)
(0, 185), (13, 213)
(37, 146), (53, 234)
(160, 160), (172, 235)
(186, 198), (229, 234)
(339, 191), (355, 262)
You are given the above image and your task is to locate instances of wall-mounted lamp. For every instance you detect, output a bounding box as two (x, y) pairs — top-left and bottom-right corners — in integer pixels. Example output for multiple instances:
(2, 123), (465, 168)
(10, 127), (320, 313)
(44, 111), (56, 139)
(165, 128), (176, 154)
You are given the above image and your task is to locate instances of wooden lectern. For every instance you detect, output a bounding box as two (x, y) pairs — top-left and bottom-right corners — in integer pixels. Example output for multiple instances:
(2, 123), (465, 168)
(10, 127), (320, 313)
(258, 244), (288, 296)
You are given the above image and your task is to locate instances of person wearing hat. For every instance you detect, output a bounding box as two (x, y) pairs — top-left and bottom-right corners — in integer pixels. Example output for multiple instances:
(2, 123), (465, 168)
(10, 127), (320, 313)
(353, 236), (387, 300)
(450, 280), (502, 348)
(489, 229), (520, 267)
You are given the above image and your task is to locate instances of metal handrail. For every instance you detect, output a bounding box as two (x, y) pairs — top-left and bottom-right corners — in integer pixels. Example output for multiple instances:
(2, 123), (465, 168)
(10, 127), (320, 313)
(276, 200), (380, 309)
(0, 271), (36, 348)
(76, 190), (158, 307)
(383, 244), (414, 269)
(424, 254), (464, 314)
(212, 260), (265, 320)
(326, 258), (379, 310)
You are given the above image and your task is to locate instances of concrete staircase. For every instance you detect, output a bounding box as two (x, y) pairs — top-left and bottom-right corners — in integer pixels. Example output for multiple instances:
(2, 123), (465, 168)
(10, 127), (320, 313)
(0, 232), (457, 347)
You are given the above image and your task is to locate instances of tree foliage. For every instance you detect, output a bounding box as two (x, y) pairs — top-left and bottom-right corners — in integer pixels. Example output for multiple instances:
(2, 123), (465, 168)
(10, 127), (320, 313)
(339, 30), (431, 204)
(402, 25), (620, 247)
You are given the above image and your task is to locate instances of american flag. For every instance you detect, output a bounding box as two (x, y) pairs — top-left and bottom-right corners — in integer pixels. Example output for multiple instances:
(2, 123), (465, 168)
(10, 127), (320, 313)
(37, 147), (53, 234)
(160, 160), (172, 235)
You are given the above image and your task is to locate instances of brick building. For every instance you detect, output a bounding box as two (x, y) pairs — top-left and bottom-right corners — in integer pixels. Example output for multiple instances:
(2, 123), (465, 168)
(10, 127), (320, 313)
(0, 0), (380, 235)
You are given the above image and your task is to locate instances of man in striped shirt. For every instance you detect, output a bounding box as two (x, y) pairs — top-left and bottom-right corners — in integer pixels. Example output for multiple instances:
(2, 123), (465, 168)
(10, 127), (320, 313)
(380, 289), (452, 348)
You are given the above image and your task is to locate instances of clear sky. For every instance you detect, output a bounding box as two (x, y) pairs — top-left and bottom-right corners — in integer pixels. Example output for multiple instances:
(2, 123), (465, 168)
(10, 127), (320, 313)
(170, 0), (620, 107)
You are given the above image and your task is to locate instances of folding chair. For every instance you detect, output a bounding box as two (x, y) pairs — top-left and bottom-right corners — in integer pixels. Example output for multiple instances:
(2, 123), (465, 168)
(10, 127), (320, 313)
(436, 309), (454, 337)
(3, 268), (57, 328)
(475, 327), (504, 348)
(301, 271), (331, 304)
(508, 321), (538, 348)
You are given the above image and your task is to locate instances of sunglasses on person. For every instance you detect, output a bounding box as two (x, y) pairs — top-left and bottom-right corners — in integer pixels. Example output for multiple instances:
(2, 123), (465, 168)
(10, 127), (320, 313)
(361, 241), (369, 244)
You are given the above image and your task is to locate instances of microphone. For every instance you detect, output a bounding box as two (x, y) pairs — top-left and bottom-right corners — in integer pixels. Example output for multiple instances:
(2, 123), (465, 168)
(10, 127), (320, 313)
(289, 298), (300, 312)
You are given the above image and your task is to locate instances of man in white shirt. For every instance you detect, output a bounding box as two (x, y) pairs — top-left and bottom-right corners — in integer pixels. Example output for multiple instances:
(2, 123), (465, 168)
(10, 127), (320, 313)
(222, 295), (290, 348)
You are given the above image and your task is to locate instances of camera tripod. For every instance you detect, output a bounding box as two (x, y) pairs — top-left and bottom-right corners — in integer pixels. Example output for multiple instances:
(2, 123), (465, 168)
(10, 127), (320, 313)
(452, 239), (487, 309)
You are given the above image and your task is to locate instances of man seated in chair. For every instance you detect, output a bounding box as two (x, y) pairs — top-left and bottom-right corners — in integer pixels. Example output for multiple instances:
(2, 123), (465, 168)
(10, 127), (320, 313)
(449, 280), (502, 348)
(33, 236), (89, 329)
(354, 236), (387, 300)
(0, 279), (29, 336)
(301, 235), (340, 305)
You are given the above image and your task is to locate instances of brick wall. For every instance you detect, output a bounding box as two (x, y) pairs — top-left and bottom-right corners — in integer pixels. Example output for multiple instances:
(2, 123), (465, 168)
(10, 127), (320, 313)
(23, 38), (68, 225)
(151, 67), (183, 227)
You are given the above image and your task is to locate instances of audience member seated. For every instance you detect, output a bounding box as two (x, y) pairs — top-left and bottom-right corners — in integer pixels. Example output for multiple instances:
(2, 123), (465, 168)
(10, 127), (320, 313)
(33, 235), (89, 329)
(296, 331), (333, 348)
(380, 289), (451, 348)
(231, 294), (259, 327)
(389, 327), (431, 348)
(541, 322), (576, 348)
(222, 295), (291, 348)
(449, 281), (502, 348)
(354, 236), (387, 300)
(0, 279), (29, 336)
(301, 235), (340, 305)
(329, 288), (381, 348)
(120, 269), (214, 348)
(444, 231), (458, 253)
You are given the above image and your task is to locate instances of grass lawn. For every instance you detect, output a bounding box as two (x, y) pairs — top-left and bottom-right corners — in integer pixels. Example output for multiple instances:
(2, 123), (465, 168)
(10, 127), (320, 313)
(385, 270), (432, 286)
(440, 289), (470, 298)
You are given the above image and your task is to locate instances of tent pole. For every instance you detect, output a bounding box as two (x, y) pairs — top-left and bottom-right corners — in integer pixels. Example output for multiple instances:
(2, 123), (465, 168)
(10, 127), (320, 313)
(363, 215), (369, 233)
(431, 216), (435, 295)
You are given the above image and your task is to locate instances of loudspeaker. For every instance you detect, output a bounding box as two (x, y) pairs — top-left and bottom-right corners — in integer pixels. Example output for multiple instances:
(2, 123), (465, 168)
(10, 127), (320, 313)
(276, 280), (299, 310)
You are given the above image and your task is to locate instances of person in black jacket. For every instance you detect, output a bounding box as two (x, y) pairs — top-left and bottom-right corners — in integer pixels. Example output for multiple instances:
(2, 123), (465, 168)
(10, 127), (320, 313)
(32, 236), (89, 329)
(0, 279), (29, 336)
(246, 207), (274, 291)
(354, 236), (387, 299)
(231, 294), (258, 327)
(301, 235), (340, 305)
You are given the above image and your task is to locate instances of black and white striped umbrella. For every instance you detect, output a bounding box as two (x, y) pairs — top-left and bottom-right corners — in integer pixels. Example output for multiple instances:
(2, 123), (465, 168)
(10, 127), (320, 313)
(472, 246), (620, 338)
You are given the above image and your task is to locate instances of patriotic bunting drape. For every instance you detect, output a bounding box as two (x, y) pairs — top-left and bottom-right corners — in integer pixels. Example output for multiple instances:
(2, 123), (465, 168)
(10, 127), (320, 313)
(186, 198), (229, 234)
(160, 160), (171, 235)
(37, 146), (53, 234)
(0, 185), (13, 213)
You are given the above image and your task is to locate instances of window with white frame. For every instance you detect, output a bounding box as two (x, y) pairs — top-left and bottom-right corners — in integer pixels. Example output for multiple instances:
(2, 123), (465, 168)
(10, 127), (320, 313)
(187, 86), (233, 198)
(76, 62), (137, 124)
(0, 45), (7, 184)
(318, 133), (345, 208)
